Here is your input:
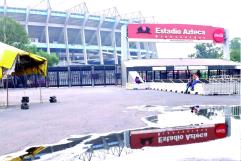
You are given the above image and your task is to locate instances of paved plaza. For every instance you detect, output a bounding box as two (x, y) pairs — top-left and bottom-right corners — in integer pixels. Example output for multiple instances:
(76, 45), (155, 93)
(0, 86), (240, 155)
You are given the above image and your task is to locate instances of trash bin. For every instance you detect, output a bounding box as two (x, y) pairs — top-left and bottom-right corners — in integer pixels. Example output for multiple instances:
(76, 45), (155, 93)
(21, 96), (29, 109)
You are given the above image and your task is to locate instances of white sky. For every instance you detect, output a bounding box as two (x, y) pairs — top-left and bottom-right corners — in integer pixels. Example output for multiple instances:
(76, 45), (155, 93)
(2, 0), (241, 58)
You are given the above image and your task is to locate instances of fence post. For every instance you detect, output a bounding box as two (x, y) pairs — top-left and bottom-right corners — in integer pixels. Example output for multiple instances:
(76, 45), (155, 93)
(68, 66), (71, 87)
(115, 65), (117, 86)
(6, 77), (9, 107)
(91, 66), (94, 87)
(104, 66), (106, 86)
(57, 71), (59, 88)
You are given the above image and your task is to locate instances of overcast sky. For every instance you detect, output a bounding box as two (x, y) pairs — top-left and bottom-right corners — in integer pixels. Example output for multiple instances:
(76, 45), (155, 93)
(2, 0), (241, 58)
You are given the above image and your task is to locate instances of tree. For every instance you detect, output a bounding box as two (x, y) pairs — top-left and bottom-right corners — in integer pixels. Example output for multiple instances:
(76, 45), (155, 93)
(24, 45), (59, 67)
(36, 50), (59, 67)
(0, 17), (59, 66)
(0, 17), (29, 48)
(230, 37), (240, 62)
(188, 43), (223, 59)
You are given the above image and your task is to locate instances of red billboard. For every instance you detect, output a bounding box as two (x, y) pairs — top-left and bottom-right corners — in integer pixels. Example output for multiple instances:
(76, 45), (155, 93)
(130, 123), (227, 149)
(127, 24), (225, 43)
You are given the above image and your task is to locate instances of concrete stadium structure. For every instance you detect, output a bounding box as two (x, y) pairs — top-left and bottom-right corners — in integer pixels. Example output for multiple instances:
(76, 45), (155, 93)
(0, 1), (158, 65)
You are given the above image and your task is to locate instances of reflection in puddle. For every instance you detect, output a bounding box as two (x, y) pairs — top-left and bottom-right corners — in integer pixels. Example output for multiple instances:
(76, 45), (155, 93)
(143, 106), (241, 128)
(2, 105), (240, 161)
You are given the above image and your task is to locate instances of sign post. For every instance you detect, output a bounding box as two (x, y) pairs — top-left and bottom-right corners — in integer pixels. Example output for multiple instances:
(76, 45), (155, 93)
(121, 25), (128, 86)
(224, 107), (231, 137)
(223, 29), (230, 60)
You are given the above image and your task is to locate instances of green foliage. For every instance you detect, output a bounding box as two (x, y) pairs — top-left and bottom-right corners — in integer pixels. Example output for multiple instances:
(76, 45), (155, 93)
(24, 45), (59, 67)
(36, 50), (59, 67)
(25, 45), (59, 66)
(0, 17), (59, 66)
(230, 50), (240, 62)
(0, 17), (29, 47)
(230, 37), (240, 62)
(23, 44), (38, 54)
(189, 43), (223, 59)
(230, 38), (241, 50)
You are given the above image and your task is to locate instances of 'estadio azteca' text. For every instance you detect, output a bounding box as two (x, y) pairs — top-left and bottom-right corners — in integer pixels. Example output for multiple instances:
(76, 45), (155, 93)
(155, 28), (205, 35)
(158, 132), (208, 143)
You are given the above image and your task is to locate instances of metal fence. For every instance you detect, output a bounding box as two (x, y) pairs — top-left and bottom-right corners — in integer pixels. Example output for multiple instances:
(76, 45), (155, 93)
(204, 76), (241, 95)
(2, 65), (122, 88)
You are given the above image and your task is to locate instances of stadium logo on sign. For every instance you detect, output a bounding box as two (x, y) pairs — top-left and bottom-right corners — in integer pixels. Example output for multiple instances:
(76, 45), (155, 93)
(137, 26), (151, 34)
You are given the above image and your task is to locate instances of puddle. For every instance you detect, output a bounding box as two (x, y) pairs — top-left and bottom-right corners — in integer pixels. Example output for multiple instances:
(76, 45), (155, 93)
(1, 132), (126, 161)
(1, 105), (240, 161)
(144, 105), (241, 128)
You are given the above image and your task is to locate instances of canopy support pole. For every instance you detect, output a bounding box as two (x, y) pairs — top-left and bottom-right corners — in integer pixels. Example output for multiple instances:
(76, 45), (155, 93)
(6, 77), (9, 107)
(40, 86), (43, 103)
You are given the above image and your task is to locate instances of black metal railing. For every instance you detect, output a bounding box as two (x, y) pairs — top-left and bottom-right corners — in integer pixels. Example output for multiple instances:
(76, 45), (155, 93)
(3, 65), (122, 88)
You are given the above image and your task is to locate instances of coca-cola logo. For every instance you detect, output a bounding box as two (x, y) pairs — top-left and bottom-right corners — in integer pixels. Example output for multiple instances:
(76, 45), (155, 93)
(213, 29), (224, 43)
(215, 124), (226, 138)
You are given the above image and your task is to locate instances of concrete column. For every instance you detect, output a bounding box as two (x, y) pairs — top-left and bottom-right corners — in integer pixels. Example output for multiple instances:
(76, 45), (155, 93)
(136, 42), (141, 59)
(46, 9), (51, 55)
(3, 0), (7, 43)
(150, 42), (158, 58)
(149, 42), (157, 58)
(25, 7), (30, 34)
(97, 17), (104, 64)
(3, 0), (6, 16)
(64, 13), (70, 65)
(121, 25), (128, 86)
(144, 42), (150, 59)
(112, 18), (119, 64)
(81, 14), (89, 65)
(64, 13), (71, 86)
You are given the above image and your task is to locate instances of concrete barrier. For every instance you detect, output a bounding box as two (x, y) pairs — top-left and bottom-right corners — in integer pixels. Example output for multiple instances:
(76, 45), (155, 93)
(126, 82), (151, 90)
(126, 81), (240, 96)
(127, 82), (204, 95)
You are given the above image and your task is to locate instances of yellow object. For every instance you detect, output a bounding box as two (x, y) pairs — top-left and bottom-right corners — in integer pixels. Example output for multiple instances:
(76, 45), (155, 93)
(6, 146), (45, 161)
(0, 42), (47, 79)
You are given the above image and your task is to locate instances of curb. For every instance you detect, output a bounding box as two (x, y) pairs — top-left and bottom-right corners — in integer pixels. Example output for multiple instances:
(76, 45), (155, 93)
(151, 88), (204, 96)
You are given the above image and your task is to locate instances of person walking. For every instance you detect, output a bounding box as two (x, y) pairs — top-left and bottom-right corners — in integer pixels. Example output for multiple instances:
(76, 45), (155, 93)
(191, 73), (200, 91)
(185, 75), (193, 93)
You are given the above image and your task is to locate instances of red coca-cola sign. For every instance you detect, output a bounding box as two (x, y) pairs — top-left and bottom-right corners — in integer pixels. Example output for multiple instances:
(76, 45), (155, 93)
(128, 24), (225, 43)
(130, 123), (227, 149)
(213, 29), (225, 43)
(215, 123), (227, 138)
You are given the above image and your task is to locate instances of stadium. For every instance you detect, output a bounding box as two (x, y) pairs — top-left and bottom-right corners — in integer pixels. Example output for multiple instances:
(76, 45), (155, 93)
(0, 1), (158, 65)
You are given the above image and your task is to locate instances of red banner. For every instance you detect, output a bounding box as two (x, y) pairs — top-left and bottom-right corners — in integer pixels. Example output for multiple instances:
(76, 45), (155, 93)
(127, 24), (225, 43)
(130, 123), (227, 149)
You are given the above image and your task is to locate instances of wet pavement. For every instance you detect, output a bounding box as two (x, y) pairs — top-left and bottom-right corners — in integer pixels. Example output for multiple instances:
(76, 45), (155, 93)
(0, 86), (240, 155)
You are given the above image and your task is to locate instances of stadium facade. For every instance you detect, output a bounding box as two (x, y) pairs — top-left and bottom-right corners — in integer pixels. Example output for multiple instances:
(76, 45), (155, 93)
(0, 2), (158, 65)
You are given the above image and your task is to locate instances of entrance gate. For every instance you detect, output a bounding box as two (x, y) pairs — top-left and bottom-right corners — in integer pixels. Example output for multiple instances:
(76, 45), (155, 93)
(121, 24), (229, 85)
(46, 65), (121, 87)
